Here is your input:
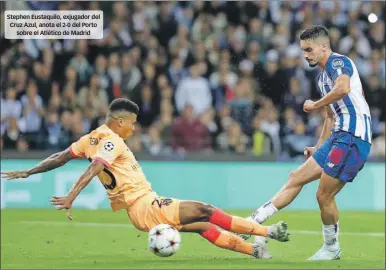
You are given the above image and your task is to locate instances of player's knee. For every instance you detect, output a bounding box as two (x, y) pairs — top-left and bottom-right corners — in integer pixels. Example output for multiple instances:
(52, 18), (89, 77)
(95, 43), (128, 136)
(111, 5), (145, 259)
(316, 189), (333, 206)
(196, 203), (216, 222)
(287, 170), (302, 187)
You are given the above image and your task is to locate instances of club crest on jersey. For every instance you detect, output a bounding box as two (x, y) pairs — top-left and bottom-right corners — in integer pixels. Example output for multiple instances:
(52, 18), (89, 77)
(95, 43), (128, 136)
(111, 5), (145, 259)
(104, 141), (115, 151)
(332, 59), (344, 69)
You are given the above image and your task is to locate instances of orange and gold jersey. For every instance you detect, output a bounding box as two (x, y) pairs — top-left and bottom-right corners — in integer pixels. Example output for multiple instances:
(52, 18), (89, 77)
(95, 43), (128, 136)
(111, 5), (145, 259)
(69, 124), (152, 211)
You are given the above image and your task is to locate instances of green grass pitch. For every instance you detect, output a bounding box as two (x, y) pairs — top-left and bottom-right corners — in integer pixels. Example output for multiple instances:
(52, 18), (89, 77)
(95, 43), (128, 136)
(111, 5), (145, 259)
(1, 209), (384, 269)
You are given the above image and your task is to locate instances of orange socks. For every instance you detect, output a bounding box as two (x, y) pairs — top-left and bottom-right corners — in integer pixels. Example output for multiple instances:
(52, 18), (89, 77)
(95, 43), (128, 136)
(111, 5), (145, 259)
(231, 216), (268, 237)
(201, 225), (253, 255)
(209, 209), (268, 237)
(200, 209), (271, 257)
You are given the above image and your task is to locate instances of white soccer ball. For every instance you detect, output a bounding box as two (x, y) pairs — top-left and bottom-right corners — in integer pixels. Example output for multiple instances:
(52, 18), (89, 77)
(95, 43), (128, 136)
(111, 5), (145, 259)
(148, 224), (181, 257)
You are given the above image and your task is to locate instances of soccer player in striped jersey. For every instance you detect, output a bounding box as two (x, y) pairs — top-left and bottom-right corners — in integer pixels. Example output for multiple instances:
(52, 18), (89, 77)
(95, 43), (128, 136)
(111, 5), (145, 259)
(240, 25), (372, 260)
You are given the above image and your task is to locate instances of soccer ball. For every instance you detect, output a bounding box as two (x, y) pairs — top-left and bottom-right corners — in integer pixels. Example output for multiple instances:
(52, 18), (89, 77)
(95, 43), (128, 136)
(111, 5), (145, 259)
(148, 224), (181, 257)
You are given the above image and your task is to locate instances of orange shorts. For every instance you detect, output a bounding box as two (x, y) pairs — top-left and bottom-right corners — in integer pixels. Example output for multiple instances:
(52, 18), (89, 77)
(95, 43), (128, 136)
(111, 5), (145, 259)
(127, 192), (182, 232)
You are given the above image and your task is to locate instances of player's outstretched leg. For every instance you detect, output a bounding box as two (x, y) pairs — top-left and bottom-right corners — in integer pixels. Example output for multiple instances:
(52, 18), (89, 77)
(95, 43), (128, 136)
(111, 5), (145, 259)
(178, 201), (290, 242)
(180, 222), (265, 258)
(242, 157), (323, 239)
(239, 156), (322, 259)
(308, 172), (344, 261)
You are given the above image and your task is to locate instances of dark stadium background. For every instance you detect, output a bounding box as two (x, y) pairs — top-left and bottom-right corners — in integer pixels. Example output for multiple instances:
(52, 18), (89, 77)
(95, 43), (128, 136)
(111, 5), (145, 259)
(1, 1), (384, 162)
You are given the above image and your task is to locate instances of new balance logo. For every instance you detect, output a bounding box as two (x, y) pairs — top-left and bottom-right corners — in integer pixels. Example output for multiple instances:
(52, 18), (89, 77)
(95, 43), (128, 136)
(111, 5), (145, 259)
(327, 162), (335, 168)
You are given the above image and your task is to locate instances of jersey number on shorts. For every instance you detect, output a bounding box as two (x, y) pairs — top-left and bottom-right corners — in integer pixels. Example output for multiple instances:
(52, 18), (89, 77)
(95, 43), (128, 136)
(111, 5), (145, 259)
(152, 197), (173, 208)
(88, 158), (117, 189)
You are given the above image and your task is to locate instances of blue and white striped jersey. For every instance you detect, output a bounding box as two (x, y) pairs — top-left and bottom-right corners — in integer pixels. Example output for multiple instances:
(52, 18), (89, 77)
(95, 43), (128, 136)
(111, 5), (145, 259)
(317, 53), (372, 144)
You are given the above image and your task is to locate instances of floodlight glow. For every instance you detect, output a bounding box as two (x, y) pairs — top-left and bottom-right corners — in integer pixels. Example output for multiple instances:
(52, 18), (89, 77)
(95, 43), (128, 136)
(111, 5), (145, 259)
(368, 13), (378, 23)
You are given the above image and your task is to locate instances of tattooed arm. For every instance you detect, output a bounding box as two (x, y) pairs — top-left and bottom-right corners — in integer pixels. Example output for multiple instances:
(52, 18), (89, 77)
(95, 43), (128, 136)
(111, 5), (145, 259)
(50, 159), (105, 220)
(1, 148), (75, 180)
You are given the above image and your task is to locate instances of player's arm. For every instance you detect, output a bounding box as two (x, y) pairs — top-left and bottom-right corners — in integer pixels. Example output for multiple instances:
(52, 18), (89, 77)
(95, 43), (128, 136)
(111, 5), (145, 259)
(304, 106), (334, 158)
(50, 159), (105, 220)
(312, 74), (351, 109)
(64, 160), (105, 201)
(316, 106), (334, 148)
(1, 148), (75, 180)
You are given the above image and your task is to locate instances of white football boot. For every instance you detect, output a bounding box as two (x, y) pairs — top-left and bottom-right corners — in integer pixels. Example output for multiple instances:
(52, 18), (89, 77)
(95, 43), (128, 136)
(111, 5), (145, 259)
(253, 236), (272, 259)
(308, 244), (342, 260)
(252, 219), (290, 259)
(268, 221), (290, 242)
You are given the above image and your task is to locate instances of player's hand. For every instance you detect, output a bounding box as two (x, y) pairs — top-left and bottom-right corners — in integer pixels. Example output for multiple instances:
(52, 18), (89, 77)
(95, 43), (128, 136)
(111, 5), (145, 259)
(1, 171), (29, 180)
(303, 100), (316, 113)
(304, 146), (317, 159)
(50, 196), (74, 220)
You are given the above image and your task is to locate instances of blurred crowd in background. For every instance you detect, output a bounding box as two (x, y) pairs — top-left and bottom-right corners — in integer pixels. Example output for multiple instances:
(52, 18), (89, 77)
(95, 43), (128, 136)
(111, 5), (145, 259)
(1, 1), (385, 161)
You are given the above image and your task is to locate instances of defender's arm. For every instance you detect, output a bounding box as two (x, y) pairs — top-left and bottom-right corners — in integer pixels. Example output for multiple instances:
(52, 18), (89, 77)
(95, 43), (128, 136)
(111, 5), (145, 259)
(66, 160), (105, 201)
(1, 148), (75, 180)
(50, 160), (105, 220)
(304, 106), (334, 158)
(313, 75), (350, 109)
(316, 106), (334, 148)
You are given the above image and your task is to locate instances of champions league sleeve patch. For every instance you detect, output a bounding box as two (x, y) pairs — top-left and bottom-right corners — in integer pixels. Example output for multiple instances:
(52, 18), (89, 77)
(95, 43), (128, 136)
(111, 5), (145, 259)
(332, 59), (344, 69)
(104, 141), (115, 151)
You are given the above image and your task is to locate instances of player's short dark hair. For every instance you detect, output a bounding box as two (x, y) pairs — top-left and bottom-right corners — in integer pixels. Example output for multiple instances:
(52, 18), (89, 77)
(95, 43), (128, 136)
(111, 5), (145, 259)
(300, 25), (329, 41)
(109, 98), (139, 115)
